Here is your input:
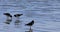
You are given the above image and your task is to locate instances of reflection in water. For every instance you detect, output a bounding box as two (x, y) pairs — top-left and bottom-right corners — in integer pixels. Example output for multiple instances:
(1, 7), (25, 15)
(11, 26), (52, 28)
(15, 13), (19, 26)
(14, 20), (20, 25)
(4, 19), (12, 24)
(25, 27), (33, 32)
(14, 20), (22, 28)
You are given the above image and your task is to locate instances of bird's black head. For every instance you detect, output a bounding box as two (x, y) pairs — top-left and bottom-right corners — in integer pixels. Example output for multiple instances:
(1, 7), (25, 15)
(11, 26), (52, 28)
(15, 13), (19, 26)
(32, 20), (34, 22)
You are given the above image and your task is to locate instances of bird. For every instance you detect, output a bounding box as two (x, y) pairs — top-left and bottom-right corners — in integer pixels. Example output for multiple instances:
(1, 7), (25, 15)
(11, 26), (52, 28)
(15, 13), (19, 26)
(14, 14), (23, 25)
(3, 13), (12, 18)
(25, 20), (34, 32)
(14, 14), (23, 17)
(25, 20), (34, 26)
(3, 13), (12, 24)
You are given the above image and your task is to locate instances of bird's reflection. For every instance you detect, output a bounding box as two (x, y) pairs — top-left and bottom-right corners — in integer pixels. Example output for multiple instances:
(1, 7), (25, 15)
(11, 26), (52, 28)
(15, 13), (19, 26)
(14, 20), (20, 25)
(14, 20), (22, 28)
(3, 13), (12, 24)
(4, 20), (12, 24)
(25, 28), (33, 32)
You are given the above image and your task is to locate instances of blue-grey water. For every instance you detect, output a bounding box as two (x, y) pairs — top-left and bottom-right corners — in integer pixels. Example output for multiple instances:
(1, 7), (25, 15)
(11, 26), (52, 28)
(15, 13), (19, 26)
(0, 0), (60, 32)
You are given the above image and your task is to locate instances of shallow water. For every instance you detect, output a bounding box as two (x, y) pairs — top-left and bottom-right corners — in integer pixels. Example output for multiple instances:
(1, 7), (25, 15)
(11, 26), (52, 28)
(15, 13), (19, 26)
(0, 0), (60, 32)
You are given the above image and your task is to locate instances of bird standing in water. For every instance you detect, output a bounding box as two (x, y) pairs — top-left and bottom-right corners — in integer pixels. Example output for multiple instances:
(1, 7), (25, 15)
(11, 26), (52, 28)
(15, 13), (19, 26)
(3, 13), (12, 24)
(14, 14), (23, 25)
(25, 20), (34, 32)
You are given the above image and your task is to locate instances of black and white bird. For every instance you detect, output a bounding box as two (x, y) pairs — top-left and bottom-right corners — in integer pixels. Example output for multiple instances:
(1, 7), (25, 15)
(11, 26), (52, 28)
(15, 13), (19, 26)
(25, 20), (34, 32)
(3, 13), (12, 24)
(14, 14), (23, 25)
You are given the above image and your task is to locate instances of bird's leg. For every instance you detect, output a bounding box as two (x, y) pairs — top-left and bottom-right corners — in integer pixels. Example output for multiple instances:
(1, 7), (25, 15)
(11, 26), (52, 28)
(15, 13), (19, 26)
(25, 26), (32, 32)
(29, 26), (32, 32)
(30, 26), (31, 30)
